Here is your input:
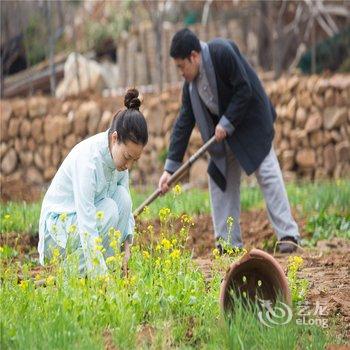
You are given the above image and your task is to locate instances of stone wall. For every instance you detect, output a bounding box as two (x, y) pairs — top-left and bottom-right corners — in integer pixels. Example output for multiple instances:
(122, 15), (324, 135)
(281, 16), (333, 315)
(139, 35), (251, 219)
(0, 74), (349, 190)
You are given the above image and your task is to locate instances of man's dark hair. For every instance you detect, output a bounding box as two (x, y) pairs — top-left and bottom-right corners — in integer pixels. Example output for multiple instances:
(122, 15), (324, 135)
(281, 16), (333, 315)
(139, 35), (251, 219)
(170, 28), (201, 59)
(109, 88), (148, 146)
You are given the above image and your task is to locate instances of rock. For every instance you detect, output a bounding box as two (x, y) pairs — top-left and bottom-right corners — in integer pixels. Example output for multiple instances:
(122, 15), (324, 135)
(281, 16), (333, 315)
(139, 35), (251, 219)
(1, 149), (18, 175)
(323, 144), (336, 173)
(11, 99), (27, 118)
(153, 136), (164, 151)
(0, 143), (7, 158)
(314, 168), (328, 181)
(324, 107), (347, 129)
(295, 107), (307, 128)
(98, 110), (113, 132)
(305, 113), (322, 133)
(281, 150), (295, 171)
(44, 167), (56, 181)
(328, 74), (350, 90)
(51, 145), (61, 167)
(34, 152), (45, 170)
(312, 93), (324, 109)
(31, 118), (43, 143)
(26, 167), (44, 184)
(19, 118), (31, 137)
(56, 53), (107, 98)
(330, 130), (342, 143)
(335, 141), (350, 163)
(162, 114), (176, 134)
(43, 145), (52, 167)
(44, 115), (67, 143)
(296, 149), (316, 169)
(64, 134), (77, 149)
(286, 97), (296, 120)
(314, 78), (329, 94)
(8, 118), (20, 137)
(74, 106), (88, 136)
(287, 76), (299, 91)
(0, 101), (12, 141)
(298, 90), (312, 109)
(309, 131), (324, 147)
(28, 96), (48, 118)
(19, 151), (33, 167)
(189, 158), (207, 187)
(86, 101), (101, 134)
(324, 89), (334, 107)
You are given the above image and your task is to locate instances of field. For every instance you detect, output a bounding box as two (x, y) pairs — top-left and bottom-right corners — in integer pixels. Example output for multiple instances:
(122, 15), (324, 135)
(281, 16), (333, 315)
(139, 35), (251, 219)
(1, 180), (349, 349)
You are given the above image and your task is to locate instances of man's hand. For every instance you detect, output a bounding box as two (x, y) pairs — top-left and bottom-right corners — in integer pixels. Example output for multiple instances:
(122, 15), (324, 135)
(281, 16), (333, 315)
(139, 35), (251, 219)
(158, 171), (171, 194)
(122, 240), (131, 277)
(215, 124), (227, 142)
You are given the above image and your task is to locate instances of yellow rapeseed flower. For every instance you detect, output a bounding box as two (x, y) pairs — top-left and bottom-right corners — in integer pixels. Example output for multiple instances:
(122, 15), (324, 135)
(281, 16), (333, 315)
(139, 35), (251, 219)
(159, 207), (171, 222)
(19, 280), (29, 290)
(143, 206), (150, 215)
(212, 248), (220, 259)
(68, 224), (77, 234)
(226, 216), (234, 227)
(161, 238), (172, 250)
(59, 212), (68, 223)
(172, 184), (182, 196)
(46, 275), (55, 286)
(94, 236), (102, 245)
(142, 251), (150, 259)
(96, 211), (105, 221)
(106, 256), (116, 265)
(170, 249), (180, 260)
(52, 248), (60, 258)
(4, 214), (10, 220)
(110, 239), (118, 250)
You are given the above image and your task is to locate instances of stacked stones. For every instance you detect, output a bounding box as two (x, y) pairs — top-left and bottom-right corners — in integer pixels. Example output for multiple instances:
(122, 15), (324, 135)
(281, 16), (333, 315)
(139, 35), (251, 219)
(0, 74), (349, 188)
(0, 97), (117, 185)
(267, 74), (350, 181)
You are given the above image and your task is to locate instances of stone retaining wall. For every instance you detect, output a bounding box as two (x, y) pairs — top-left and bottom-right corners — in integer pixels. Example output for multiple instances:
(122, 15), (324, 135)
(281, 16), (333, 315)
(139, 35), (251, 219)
(1, 74), (349, 189)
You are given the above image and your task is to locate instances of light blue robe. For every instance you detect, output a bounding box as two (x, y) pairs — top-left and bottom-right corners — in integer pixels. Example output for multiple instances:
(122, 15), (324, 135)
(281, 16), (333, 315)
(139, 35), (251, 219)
(38, 130), (134, 275)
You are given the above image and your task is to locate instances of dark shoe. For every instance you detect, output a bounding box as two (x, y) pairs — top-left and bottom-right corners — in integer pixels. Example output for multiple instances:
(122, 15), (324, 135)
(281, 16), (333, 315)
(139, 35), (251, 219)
(278, 236), (299, 254)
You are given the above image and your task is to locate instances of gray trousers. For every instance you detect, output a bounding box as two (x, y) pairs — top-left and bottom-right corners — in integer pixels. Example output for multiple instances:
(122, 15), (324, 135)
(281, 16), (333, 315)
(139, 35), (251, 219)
(208, 144), (300, 247)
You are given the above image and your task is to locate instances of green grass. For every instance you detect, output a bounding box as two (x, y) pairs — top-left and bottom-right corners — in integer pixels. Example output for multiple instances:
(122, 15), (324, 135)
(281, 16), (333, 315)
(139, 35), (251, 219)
(0, 201), (41, 235)
(1, 180), (349, 237)
(0, 230), (339, 350)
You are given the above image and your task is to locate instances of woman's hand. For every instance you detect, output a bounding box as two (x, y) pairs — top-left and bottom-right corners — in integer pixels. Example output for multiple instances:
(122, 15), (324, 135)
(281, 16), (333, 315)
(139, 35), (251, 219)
(122, 240), (131, 277)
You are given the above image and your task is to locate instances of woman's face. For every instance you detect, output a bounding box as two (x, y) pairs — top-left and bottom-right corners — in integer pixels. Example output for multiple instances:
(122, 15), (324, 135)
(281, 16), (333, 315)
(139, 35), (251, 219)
(109, 131), (143, 171)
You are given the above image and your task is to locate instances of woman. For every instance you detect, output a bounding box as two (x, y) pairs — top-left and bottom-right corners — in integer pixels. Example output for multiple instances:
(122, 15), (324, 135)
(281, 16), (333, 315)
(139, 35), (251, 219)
(38, 89), (148, 276)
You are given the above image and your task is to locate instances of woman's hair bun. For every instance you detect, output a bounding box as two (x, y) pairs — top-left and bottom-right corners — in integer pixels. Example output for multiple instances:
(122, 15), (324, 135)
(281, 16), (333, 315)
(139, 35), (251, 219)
(124, 88), (141, 110)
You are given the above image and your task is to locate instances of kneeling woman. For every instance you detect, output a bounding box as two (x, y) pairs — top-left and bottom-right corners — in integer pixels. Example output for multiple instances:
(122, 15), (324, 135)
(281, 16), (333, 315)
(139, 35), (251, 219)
(38, 89), (148, 276)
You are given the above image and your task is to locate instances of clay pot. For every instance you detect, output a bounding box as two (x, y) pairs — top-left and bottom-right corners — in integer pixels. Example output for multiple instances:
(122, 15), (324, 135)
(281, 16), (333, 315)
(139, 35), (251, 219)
(220, 249), (291, 314)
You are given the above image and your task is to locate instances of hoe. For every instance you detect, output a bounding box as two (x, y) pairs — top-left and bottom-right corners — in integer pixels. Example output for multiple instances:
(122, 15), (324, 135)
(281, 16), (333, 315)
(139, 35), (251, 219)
(133, 136), (291, 314)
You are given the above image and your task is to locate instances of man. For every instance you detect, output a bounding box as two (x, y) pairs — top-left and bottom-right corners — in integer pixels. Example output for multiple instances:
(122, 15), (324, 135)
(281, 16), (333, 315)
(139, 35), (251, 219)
(158, 28), (300, 254)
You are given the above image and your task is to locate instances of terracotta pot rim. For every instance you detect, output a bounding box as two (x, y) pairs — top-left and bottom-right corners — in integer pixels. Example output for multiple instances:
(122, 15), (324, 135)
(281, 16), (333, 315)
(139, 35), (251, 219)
(219, 248), (291, 313)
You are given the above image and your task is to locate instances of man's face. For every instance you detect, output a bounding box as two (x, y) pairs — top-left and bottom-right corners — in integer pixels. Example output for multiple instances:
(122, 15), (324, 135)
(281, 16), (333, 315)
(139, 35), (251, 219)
(174, 51), (200, 82)
(109, 131), (143, 171)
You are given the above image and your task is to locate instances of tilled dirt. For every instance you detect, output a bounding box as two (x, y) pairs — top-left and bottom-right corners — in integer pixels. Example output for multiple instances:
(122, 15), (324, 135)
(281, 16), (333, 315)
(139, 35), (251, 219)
(2, 209), (349, 342)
